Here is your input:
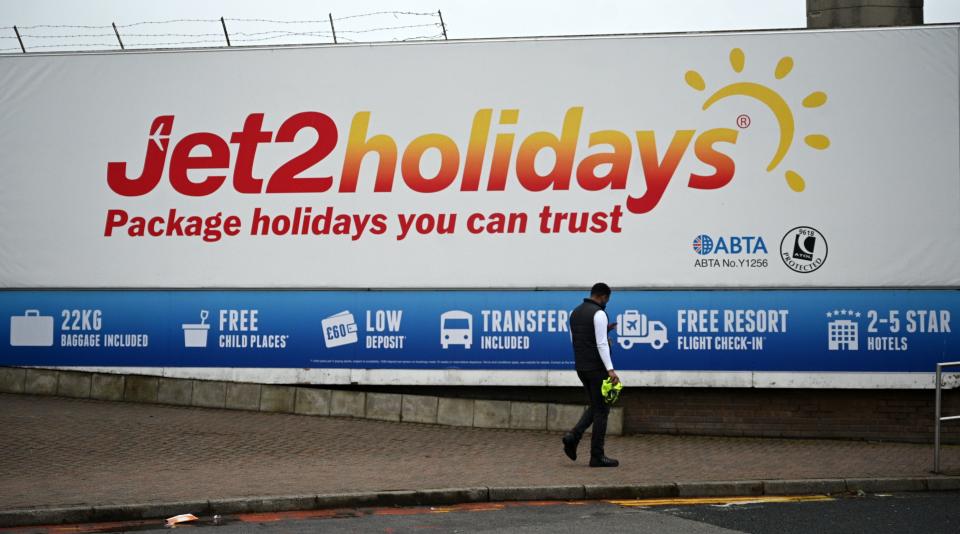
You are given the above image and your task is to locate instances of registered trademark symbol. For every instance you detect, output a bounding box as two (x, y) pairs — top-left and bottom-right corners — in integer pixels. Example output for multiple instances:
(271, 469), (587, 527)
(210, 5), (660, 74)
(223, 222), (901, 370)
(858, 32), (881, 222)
(737, 114), (751, 128)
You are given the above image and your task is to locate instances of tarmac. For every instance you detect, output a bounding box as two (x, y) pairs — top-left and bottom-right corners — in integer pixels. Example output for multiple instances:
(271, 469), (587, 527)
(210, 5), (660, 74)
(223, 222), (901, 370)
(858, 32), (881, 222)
(1, 392), (959, 527)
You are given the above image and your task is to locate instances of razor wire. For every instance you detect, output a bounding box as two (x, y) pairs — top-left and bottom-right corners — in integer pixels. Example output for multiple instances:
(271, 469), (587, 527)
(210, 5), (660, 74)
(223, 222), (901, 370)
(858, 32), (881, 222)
(1, 11), (448, 53)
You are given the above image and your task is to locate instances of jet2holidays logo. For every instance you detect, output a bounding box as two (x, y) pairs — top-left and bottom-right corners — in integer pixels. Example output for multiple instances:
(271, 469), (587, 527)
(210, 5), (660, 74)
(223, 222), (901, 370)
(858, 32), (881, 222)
(102, 48), (831, 247)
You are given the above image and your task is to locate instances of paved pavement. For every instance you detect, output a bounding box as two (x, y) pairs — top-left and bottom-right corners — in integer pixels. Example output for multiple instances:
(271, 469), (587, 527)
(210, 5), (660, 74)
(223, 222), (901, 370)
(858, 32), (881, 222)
(1, 393), (958, 513)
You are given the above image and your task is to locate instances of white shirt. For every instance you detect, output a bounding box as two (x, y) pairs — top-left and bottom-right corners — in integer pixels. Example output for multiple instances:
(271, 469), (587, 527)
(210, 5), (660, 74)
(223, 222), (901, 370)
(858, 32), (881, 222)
(593, 310), (614, 371)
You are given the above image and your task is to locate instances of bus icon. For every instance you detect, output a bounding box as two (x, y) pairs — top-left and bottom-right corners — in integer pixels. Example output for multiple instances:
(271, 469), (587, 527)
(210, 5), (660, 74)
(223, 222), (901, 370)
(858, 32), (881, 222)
(440, 310), (473, 349)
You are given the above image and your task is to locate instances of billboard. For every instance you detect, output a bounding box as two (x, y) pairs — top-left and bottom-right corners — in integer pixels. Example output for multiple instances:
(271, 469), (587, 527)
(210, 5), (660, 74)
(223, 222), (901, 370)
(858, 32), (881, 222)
(1, 290), (955, 380)
(0, 26), (957, 288)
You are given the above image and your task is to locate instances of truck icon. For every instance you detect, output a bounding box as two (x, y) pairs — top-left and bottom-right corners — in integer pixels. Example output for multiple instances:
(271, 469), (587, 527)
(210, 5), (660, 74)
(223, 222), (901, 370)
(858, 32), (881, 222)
(440, 310), (473, 349)
(615, 310), (668, 350)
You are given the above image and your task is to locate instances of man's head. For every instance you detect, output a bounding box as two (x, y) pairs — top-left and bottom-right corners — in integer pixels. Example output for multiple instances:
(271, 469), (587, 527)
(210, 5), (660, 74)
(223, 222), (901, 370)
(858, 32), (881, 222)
(590, 282), (612, 307)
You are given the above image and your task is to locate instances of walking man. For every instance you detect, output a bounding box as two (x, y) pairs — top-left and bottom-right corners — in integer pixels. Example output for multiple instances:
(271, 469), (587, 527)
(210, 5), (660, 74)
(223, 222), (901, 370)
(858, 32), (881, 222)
(563, 282), (620, 467)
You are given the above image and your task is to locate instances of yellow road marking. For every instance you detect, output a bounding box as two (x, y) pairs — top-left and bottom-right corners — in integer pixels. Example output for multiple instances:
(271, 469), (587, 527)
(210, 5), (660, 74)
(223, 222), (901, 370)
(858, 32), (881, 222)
(610, 495), (834, 507)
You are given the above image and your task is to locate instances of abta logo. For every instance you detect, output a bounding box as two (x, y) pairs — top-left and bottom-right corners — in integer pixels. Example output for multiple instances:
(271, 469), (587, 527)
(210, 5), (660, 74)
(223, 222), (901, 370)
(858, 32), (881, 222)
(692, 234), (767, 255)
(692, 234), (714, 255)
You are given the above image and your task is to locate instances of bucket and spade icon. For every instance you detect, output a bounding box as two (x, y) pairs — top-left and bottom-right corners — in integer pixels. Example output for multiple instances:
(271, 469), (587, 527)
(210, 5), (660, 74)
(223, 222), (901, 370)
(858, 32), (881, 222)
(182, 310), (210, 348)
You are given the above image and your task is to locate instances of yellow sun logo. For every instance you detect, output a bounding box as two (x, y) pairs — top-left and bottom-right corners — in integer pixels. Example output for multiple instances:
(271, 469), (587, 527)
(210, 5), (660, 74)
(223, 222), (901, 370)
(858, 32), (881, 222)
(684, 48), (829, 193)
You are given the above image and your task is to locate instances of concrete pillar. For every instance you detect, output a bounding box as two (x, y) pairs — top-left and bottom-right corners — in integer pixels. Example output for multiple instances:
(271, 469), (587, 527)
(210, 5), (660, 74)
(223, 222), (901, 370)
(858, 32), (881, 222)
(192, 380), (228, 409)
(259, 385), (296, 413)
(437, 398), (474, 427)
(91, 373), (125, 401)
(24, 369), (59, 395)
(225, 382), (261, 411)
(401, 394), (438, 424)
(157, 377), (193, 406)
(330, 390), (366, 418)
(294, 388), (331, 416)
(807, 0), (923, 29)
(366, 392), (402, 421)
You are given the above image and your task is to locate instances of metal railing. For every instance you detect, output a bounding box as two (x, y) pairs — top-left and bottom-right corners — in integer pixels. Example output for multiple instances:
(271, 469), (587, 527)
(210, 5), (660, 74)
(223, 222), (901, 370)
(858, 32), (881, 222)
(934, 361), (960, 474)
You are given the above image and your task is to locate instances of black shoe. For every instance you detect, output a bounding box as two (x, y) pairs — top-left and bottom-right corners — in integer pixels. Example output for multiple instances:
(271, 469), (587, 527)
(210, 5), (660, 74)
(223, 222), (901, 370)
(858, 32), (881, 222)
(589, 456), (619, 467)
(562, 432), (579, 461)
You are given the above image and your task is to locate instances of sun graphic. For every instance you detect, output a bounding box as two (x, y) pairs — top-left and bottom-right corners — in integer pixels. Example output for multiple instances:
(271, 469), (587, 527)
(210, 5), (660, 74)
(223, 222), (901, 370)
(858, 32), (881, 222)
(684, 48), (829, 192)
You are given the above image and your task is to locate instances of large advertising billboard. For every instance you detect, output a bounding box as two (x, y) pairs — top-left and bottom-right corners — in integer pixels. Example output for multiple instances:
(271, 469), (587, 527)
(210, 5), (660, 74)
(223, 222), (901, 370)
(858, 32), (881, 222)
(2, 27), (959, 388)
(0, 26), (957, 288)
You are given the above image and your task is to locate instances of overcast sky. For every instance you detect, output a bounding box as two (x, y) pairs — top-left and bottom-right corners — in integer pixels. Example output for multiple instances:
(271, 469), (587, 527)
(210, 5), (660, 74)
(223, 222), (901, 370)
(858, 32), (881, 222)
(2, 0), (959, 53)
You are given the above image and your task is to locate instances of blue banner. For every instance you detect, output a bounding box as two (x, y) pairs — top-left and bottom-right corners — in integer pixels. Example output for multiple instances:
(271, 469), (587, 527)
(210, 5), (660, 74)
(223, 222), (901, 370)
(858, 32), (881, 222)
(0, 290), (955, 371)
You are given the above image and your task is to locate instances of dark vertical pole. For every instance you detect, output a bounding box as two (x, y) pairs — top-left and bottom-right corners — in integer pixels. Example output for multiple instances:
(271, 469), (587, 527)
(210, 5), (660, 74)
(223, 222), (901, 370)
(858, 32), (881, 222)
(438, 10), (448, 40)
(328, 13), (337, 44)
(112, 22), (124, 50)
(220, 17), (231, 46)
(13, 26), (25, 53)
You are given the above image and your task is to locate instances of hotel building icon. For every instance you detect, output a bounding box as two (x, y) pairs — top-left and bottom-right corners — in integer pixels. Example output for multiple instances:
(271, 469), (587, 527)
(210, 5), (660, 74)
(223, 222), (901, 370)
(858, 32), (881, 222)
(827, 310), (860, 351)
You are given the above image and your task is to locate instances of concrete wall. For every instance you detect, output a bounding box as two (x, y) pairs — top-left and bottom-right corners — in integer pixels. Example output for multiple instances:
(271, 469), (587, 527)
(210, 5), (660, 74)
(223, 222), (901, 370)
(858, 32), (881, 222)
(807, 0), (923, 29)
(0, 368), (623, 435)
(6, 367), (956, 443)
(620, 387), (959, 444)
(322, 383), (958, 444)
(34, 366), (948, 389)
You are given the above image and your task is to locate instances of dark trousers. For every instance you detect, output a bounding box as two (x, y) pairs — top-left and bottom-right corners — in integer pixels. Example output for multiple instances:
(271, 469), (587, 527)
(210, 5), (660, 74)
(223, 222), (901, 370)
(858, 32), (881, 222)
(570, 369), (610, 460)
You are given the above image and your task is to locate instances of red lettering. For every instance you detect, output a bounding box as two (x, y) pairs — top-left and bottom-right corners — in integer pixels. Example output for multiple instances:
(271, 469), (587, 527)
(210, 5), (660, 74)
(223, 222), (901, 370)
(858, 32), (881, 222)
(576, 130), (631, 191)
(467, 212), (484, 234)
(251, 207), (270, 235)
(107, 115), (173, 196)
(688, 128), (738, 190)
(169, 132), (230, 196)
(230, 113), (273, 194)
(164, 209), (185, 235)
(626, 130), (694, 215)
(104, 209), (128, 236)
(147, 216), (164, 237)
(107, 110), (741, 213)
(267, 112), (338, 193)
(401, 134), (460, 193)
(224, 215), (242, 237)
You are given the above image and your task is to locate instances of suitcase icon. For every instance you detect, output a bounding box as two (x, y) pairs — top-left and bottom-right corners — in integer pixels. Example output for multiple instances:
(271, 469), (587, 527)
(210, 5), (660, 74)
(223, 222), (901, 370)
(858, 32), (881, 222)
(10, 310), (55, 347)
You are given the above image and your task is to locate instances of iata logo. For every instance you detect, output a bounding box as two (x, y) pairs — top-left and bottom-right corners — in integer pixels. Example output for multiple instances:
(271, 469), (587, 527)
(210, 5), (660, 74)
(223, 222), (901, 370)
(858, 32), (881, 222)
(686, 48), (830, 193)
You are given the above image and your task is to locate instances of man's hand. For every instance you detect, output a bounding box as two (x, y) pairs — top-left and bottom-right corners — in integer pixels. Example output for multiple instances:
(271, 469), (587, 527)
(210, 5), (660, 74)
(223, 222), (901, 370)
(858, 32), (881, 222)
(607, 369), (620, 384)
